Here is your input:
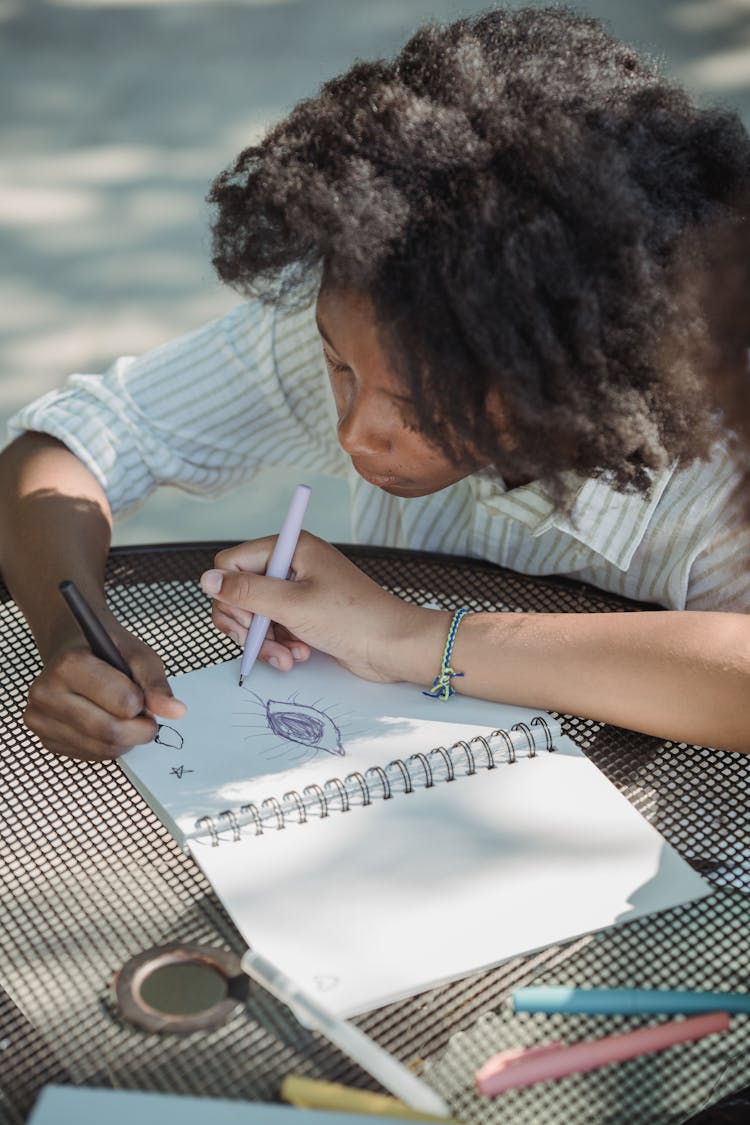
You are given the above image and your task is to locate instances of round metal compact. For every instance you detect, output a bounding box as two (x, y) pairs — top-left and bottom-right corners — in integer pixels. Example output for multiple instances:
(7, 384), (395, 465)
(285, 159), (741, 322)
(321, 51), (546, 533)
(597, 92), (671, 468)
(114, 942), (249, 1034)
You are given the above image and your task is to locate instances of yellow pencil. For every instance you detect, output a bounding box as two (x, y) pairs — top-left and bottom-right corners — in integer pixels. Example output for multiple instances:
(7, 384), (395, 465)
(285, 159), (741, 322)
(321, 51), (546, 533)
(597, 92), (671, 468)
(280, 1076), (459, 1122)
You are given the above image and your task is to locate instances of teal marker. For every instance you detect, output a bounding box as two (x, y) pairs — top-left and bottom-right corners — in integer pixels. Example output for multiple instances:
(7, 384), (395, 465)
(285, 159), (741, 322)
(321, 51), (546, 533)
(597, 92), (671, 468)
(512, 986), (750, 1016)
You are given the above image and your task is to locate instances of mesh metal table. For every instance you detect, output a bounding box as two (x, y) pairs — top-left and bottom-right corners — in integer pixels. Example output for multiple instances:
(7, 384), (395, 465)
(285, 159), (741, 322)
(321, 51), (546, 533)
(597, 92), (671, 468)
(1, 543), (749, 1125)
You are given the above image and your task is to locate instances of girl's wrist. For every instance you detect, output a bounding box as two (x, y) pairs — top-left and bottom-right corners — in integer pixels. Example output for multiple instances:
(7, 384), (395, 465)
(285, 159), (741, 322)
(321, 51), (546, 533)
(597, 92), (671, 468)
(39, 592), (115, 664)
(390, 604), (455, 689)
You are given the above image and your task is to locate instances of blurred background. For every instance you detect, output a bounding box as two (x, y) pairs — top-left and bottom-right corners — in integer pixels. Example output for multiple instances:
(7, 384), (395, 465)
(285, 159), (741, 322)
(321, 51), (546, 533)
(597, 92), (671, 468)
(3, 0), (750, 545)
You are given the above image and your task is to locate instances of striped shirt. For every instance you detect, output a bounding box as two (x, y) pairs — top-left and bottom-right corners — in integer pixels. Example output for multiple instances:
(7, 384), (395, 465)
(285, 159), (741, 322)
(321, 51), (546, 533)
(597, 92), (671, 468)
(8, 299), (749, 612)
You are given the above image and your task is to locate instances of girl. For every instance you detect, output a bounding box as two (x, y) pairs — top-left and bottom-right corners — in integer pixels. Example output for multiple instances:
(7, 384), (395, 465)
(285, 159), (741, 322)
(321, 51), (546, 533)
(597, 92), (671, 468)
(1, 7), (748, 759)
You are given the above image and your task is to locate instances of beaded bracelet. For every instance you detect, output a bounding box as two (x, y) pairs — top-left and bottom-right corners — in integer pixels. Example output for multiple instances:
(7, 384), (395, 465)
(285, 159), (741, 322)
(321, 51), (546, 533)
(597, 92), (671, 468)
(423, 607), (471, 701)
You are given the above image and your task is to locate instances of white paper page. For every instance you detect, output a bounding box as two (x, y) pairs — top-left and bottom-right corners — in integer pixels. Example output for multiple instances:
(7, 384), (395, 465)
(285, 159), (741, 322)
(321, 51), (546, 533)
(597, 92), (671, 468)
(121, 651), (558, 842)
(190, 744), (711, 1017)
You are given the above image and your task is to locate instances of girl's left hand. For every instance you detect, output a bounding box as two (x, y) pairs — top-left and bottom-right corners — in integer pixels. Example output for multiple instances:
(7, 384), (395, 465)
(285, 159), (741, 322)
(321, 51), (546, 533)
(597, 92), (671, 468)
(199, 531), (449, 684)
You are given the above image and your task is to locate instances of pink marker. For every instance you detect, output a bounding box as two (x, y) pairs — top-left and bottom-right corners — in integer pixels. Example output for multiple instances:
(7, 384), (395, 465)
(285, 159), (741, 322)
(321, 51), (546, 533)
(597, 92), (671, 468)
(475, 1011), (730, 1097)
(239, 484), (311, 686)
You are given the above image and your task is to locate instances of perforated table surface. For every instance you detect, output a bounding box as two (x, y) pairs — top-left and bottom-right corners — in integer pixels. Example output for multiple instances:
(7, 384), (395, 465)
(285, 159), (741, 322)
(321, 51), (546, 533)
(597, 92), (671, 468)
(1, 544), (748, 1125)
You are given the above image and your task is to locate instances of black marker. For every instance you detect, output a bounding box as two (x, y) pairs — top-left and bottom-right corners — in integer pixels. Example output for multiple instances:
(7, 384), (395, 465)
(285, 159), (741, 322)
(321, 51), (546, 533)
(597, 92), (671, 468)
(58, 580), (181, 745)
(58, 579), (134, 679)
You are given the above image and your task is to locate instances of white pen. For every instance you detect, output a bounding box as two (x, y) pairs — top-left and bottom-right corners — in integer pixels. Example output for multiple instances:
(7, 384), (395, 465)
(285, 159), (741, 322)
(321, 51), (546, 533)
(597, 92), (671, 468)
(241, 949), (451, 1118)
(239, 483), (312, 686)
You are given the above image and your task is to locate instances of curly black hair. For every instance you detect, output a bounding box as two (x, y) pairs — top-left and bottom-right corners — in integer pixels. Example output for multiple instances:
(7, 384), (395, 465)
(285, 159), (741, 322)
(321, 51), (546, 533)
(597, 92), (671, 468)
(209, 5), (750, 493)
(665, 197), (750, 475)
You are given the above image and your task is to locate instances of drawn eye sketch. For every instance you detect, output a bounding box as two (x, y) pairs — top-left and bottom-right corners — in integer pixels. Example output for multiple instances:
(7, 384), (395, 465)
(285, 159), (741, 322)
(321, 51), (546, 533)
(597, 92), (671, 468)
(234, 690), (349, 764)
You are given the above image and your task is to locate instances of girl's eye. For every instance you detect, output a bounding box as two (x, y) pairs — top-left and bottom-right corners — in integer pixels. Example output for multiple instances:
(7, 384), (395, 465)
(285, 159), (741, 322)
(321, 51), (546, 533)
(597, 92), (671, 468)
(323, 350), (350, 375)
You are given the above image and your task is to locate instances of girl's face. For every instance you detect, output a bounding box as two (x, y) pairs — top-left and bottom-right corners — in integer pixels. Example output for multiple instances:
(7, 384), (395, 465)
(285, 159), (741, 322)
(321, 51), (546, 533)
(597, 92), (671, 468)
(315, 288), (484, 497)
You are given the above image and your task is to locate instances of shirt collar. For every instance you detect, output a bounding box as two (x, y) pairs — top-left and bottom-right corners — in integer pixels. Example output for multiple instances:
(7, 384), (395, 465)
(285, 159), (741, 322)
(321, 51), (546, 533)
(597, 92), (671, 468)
(476, 464), (676, 571)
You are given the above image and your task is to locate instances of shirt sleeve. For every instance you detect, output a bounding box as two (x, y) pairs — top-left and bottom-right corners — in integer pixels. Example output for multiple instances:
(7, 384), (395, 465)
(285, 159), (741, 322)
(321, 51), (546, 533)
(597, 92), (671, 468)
(634, 443), (750, 612)
(683, 469), (750, 612)
(6, 300), (349, 517)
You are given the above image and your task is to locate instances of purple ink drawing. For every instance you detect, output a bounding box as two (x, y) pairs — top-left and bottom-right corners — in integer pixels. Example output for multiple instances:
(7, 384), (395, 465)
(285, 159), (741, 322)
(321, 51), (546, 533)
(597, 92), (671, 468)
(235, 690), (347, 763)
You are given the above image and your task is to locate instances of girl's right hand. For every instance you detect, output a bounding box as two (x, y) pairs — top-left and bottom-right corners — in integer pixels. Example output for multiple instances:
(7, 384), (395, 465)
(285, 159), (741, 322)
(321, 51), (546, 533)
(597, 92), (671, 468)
(23, 622), (186, 762)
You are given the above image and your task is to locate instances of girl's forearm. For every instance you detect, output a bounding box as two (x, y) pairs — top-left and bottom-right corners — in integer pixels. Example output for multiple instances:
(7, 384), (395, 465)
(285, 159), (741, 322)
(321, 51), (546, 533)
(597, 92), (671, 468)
(401, 608), (750, 753)
(0, 433), (114, 658)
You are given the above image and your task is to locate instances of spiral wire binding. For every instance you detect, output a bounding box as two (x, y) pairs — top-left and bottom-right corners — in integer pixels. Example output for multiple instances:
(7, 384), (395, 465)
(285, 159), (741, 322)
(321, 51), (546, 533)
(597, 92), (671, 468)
(192, 717), (558, 846)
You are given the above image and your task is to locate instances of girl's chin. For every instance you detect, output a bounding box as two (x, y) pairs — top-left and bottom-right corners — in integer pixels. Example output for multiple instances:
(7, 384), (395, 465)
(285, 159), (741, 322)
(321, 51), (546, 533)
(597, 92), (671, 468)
(354, 466), (455, 497)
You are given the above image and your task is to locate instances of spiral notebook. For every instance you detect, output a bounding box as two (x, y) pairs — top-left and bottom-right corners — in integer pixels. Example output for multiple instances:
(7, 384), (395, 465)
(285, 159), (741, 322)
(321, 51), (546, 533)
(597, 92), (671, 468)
(121, 652), (710, 1017)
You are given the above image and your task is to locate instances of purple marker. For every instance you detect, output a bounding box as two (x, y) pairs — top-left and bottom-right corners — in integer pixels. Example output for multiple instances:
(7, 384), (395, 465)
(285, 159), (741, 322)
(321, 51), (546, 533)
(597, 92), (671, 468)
(239, 484), (312, 686)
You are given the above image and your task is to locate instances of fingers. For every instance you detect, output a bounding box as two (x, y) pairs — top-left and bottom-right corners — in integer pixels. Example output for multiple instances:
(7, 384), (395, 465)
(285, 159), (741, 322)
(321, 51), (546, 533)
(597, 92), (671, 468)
(24, 642), (185, 762)
(202, 533), (382, 637)
(25, 651), (158, 761)
(24, 702), (157, 762)
(40, 648), (144, 717)
(205, 542), (316, 662)
(257, 632), (312, 670)
(128, 651), (187, 720)
(201, 565), (304, 624)
(202, 568), (266, 608)
(211, 602), (252, 647)
(211, 601), (311, 669)
(202, 531), (428, 685)
(142, 691), (187, 721)
(213, 537), (280, 575)
(273, 625), (312, 664)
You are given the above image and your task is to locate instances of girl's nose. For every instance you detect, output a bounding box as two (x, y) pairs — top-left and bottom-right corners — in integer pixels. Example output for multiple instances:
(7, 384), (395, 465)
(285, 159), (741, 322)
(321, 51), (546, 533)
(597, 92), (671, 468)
(336, 392), (394, 458)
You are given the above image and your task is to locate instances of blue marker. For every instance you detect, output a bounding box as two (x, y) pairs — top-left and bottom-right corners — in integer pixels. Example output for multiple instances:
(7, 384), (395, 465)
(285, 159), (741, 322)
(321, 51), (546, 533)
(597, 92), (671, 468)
(512, 986), (750, 1016)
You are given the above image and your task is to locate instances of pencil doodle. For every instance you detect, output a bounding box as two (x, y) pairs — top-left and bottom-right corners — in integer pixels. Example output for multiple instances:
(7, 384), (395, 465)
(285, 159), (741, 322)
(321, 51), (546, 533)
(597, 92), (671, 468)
(169, 764), (194, 779)
(154, 724), (184, 750)
(233, 690), (351, 764)
(312, 974), (340, 993)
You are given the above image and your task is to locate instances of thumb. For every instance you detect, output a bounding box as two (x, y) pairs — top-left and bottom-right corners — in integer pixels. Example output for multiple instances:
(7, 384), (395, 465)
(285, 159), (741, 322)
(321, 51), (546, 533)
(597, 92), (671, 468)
(143, 687), (187, 720)
(200, 568), (294, 619)
(129, 653), (187, 719)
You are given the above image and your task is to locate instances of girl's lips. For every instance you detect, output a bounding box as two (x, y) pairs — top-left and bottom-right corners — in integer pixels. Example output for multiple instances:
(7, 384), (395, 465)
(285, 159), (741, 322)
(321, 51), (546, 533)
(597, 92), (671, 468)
(353, 465), (408, 489)
(353, 467), (430, 497)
